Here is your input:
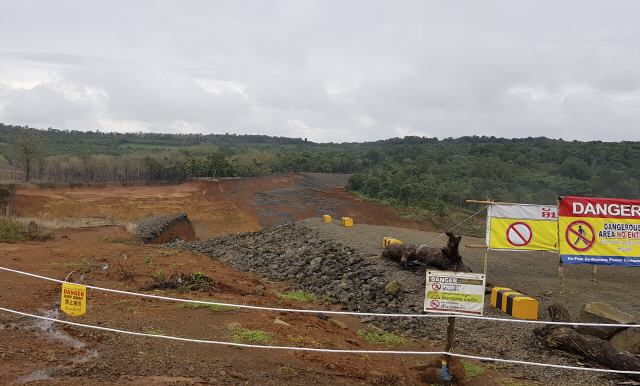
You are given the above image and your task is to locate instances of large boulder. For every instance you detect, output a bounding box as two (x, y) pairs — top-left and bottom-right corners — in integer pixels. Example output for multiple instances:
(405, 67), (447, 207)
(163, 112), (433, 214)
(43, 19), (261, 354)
(576, 302), (635, 339)
(609, 325), (640, 354)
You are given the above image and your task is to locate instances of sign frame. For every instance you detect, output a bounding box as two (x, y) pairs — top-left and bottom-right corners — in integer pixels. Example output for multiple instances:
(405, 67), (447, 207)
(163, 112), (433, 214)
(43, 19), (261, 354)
(424, 271), (486, 316)
(559, 196), (640, 266)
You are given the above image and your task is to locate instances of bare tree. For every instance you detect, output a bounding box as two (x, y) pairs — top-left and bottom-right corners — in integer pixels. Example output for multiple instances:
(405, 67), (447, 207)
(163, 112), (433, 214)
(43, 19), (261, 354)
(8, 128), (48, 182)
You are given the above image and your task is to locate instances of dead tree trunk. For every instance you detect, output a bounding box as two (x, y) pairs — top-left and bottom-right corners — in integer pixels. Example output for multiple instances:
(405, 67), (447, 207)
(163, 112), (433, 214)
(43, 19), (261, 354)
(534, 304), (640, 381)
(533, 325), (640, 380)
(381, 232), (471, 272)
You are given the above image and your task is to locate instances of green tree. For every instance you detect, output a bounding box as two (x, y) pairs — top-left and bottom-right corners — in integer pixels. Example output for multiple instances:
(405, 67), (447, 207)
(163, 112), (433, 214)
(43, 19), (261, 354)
(8, 128), (48, 181)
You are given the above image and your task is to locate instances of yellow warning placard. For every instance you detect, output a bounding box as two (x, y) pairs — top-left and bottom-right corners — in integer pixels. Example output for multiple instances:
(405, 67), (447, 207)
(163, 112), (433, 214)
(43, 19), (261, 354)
(487, 203), (558, 251)
(559, 196), (640, 266)
(61, 283), (86, 316)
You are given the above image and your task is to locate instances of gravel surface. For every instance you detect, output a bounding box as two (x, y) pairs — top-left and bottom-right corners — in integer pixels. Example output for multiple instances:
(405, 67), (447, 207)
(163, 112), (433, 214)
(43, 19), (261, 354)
(253, 173), (351, 227)
(166, 217), (640, 386)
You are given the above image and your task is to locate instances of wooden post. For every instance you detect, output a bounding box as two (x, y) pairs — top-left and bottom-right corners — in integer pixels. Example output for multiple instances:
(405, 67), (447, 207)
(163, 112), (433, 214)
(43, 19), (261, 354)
(483, 197), (490, 275)
(593, 265), (598, 281)
(443, 316), (456, 386)
(465, 197), (491, 276)
(483, 247), (488, 276)
(557, 196), (565, 306)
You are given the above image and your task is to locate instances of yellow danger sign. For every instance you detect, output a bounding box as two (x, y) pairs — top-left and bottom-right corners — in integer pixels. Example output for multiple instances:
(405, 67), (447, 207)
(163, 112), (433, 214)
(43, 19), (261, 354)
(61, 283), (86, 316)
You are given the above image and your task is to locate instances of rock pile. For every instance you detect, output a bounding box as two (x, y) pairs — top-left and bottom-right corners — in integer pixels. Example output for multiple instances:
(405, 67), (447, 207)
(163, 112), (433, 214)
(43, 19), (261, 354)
(130, 212), (197, 244)
(165, 222), (440, 339)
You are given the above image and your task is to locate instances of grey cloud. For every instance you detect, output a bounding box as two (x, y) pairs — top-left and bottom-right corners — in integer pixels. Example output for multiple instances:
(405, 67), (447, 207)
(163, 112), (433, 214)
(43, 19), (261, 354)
(2, 84), (93, 128)
(1, 1), (640, 142)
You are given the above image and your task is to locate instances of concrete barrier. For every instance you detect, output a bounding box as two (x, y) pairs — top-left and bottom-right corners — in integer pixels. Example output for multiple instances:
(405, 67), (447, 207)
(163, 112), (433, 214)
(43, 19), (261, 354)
(341, 217), (353, 227)
(323, 215), (332, 222)
(491, 287), (538, 320)
(383, 237), (403, 248)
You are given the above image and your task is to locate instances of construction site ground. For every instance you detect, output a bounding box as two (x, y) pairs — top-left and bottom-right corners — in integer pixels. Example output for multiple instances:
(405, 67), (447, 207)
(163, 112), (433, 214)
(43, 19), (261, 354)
(0, 173), (635, 385)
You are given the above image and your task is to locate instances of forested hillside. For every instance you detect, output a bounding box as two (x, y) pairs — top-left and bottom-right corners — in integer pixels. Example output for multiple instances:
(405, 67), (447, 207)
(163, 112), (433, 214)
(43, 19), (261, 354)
(1, 123), (639, 218)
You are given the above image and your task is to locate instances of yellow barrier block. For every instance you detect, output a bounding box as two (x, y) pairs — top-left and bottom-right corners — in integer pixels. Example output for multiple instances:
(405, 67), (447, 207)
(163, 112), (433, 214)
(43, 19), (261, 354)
(383, 237), (403, 248)
(491, 287), (538, 320)
(506, 295), (538, 320)
(490, 287), (513, 308)
(341, 217), (353, 227)
(323, 215), (332, 222)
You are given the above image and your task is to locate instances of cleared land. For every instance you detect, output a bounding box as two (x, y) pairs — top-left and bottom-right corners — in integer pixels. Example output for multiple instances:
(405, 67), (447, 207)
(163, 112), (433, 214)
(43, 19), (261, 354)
(0, 173), (636, 385)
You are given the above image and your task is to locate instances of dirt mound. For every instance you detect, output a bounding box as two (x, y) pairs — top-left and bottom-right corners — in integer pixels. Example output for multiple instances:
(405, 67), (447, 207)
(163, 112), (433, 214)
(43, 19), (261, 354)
(130, 212), (197, 244)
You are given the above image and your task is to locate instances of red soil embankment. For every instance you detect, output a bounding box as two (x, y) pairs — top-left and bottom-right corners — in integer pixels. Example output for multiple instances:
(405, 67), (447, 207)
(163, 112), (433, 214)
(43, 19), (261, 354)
(14, 173), (437, 239)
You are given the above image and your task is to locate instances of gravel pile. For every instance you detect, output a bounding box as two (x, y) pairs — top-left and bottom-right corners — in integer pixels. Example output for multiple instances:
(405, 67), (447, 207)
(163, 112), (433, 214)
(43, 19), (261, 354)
(165, 218), (633, 385)
(130, 212), (192, 243)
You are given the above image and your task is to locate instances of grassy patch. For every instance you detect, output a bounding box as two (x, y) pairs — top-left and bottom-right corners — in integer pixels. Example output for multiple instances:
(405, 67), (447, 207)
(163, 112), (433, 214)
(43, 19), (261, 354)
(172, 262), (185, 266)
(272, 290), (316, 302)
(144, 329), (166, 336)
(157, 248), (177, 257)
(229, 327), (273, 345)
(0, 217), (53, 243)
(178, 301), (237, 312)
(503, 380), (530, 386)
(411, 355), (436, 366)
(64, 257), (90, 268)
(277, 365), (298, 374)
(141, 271), (216, 293)
(356, 330), (408, 348)
(461, 359), (485, 378)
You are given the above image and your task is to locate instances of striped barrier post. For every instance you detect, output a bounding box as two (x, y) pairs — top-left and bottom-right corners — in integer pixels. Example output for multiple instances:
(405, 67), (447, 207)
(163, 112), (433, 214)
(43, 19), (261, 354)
(383, 237), (403, 248)
(490, 287), (538, 320)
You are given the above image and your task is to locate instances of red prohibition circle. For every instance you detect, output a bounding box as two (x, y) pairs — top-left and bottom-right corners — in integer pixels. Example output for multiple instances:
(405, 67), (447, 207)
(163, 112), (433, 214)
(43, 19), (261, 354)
(430, 300), (440, 308)
(506, 221), (533, 247)
(566, 220), (596, 252)
(431, 283), (442, 291)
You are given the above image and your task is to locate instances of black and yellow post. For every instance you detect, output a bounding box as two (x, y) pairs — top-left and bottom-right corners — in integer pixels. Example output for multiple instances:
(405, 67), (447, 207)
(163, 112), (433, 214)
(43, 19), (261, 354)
(383, 237), (403, 248)
(491, 287), (538, 320)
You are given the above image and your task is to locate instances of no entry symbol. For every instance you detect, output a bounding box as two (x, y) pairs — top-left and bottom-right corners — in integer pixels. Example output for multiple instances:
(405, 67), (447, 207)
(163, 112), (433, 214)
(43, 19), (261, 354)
(431, 283), (442, 291)
(430, 300), (440, 308)
(566, 220), (595, 252)
(506, 222), (533, 247)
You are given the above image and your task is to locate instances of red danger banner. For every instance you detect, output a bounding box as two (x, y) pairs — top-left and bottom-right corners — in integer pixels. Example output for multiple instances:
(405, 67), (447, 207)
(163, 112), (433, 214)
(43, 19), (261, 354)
(559, 196), (640, 266)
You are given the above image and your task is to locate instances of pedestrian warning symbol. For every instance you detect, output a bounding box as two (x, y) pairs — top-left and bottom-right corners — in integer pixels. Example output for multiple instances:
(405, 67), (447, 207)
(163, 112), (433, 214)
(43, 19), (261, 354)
(566, 220), (595, 252)
(61, 283), (86, 316)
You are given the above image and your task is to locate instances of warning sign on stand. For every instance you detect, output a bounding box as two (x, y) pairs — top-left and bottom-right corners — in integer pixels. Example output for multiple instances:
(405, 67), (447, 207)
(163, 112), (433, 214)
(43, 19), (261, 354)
(424, 271), (486, 316)
(61, 282), (86, 316)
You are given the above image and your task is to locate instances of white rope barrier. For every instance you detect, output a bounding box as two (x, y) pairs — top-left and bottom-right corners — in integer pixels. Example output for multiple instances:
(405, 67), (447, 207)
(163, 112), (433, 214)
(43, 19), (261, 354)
(1, 265), (639, 328)
(1, 306), (639, 377)
(422, 205), (487, 246)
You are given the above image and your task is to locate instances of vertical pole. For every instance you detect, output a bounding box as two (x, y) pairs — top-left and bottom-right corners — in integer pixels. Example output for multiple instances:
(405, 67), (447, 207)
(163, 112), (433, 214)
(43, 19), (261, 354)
(557, 196), (564, 306)
(558, 256), (565, 305)
(443, 316), (456, 386)
(483, 248), (488, 276)
(484, 197), (491, 276)
(593, 265), (597, 281)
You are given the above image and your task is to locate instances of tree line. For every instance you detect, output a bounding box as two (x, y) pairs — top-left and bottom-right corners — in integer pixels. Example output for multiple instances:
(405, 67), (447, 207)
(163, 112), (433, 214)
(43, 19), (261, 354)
(1, 124), (639, 216)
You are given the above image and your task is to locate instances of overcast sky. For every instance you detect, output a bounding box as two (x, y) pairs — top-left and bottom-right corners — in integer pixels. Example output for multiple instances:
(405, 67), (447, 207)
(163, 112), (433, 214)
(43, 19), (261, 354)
(1, 1), (639, 143)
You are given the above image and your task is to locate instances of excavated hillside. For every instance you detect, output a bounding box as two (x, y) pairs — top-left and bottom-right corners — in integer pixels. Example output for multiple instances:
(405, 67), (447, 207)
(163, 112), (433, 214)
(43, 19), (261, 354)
(13, 173), (439, 240)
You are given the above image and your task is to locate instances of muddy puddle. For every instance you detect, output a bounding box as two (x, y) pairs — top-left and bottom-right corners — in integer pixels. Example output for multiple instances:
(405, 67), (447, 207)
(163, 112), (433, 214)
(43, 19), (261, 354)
(19, 308), (99, 383)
